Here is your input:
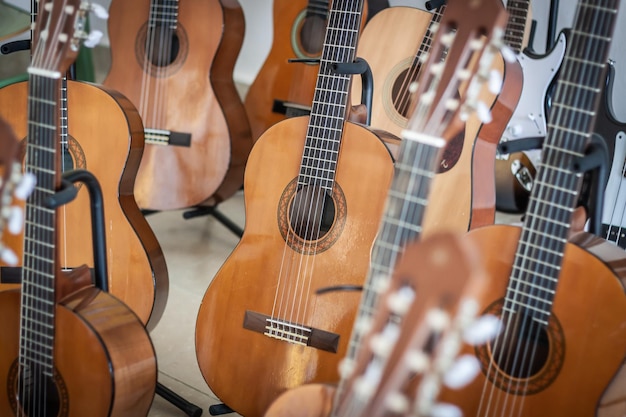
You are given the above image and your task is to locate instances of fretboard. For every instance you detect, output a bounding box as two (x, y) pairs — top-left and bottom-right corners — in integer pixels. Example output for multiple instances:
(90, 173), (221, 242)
(505, 0), (619, 325)
(149, 0), (179, 29)
(20, 72), (61, 376)
(504, 0), (531, 54)
(298, 0), (364, 190)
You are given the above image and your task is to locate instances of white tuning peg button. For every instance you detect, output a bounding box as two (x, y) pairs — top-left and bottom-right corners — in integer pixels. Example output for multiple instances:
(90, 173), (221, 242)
(463, 314), (502, 345)
(1, 247), (18, 266)
(500, 45), (517, 63)
(14, 173), (36, 201)
(476, 101), (492, 124)
(84, 30), (104, 48)
(91, 3), (109, 19)
(431, 403), (463, 417)
(488, 69), (503, 94)
(8, 206), (24, 235)
(443, 354), (481, 389)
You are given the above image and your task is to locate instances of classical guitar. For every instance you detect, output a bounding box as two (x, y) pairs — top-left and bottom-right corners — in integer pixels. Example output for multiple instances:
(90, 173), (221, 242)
(104, 0), (251, 210)
(244, 0), (368, 142)
(436, 1), (626, 416)
(196, 0), (507, 415)
(195, 1), (396, 415)
(0, 2), (157, 416)
(353, 1), (522, 232)
(265, 232), (499, 417)
(494, 2), (568, 213)
(0, 0), (169, 330)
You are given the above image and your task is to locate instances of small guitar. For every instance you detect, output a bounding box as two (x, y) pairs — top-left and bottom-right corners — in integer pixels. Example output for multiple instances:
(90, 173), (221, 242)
(265, 233), (500, 417)
(436, 1), (626, 416)
(0, 2), (157, 416)
(0, 0), (170, 330)
(104, 0), (251, 210)
(244, 0), (368, 142)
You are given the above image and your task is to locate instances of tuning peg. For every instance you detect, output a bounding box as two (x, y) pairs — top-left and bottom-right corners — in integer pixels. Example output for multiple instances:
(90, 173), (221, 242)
(1, 246), (18, 266)
(500, 45), (517, 63)
(14, 173), (36, 201)
(443, 354), (481, 389)
(7, 206), (24, 235)
(476, 101), (492, 124)
(488, 69), (503, 94)
(90, 3), (109, 19)
(463, 314), (501, 345)
(84, 30), (104, 48)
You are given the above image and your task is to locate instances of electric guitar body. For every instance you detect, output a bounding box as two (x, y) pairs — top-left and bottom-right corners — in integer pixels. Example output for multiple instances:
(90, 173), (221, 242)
(244, 0), (367, 142)
(494, 33), (567, 213)
(195, 116), (394, 417)
(0, 284), (157, 417)
(0, 80), (169, 330)
(439, 224), (626, 416)
(104, 0), (232, 210)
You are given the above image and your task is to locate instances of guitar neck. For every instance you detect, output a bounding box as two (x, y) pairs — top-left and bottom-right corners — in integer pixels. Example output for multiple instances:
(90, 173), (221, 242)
(299, 0), (365, 190)
(20, 72), (61, 375)
(149, 0), (180, 29)
(503, 0), (531, 53)
(506, 0), (620, 325)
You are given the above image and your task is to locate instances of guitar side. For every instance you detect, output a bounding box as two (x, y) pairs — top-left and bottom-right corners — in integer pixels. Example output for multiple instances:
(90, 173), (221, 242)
(195, 117), (394, 417)
(0, 80), (169, 330)
(0, 286), (157, 417)
(104, 0), (231, 210)
(439, 224), (626, 416)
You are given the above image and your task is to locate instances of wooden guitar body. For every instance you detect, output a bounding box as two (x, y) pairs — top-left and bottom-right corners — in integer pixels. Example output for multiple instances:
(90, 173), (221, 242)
(244, 1), (367, 142)
(195, 116), (394, 417)
(104, 0), (231, 210)
(0, 285), (157, 417)
(439, 224), (626, 416)
(0, 80), (169, 330)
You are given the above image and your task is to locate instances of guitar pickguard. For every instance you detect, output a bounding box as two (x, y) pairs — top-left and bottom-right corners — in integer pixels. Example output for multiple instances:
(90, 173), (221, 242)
(500, 32), (567, 166)
(602, 132), (626, 246)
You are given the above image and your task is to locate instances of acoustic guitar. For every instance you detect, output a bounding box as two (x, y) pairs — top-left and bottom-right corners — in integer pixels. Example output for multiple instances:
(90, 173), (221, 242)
(353, 2), (522, 232)
(104, 0), (250, 210)
(264, 232), (499, 417)
(0, 2), (157, 416)
(244, 0), (368, 142)
(0, 0), (170, 330)
(435, 1), (626, 416)
(195, 1), (395, 415)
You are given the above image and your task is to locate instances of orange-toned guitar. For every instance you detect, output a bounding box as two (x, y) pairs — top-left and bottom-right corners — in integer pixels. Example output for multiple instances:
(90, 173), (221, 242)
(0, 2), (156, 416)
(244, 0), (368, 142)
(265, 232), (499, 417)
(435, 1), (626, 416)
(0, 0), (169, 330)
(195, 1), (395, 416)
(195, 0), (508, 415)
(104, 0), (250, 210)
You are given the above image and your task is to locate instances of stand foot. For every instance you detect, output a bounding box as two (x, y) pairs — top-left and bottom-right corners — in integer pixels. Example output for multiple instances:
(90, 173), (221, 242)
(209, 403), (234, 415)
(156, 382), (203, 417)
(183, 206), (243, 238)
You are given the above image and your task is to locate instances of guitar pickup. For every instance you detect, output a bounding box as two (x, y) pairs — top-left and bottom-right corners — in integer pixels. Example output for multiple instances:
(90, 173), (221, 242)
(144, 128), (192, 147)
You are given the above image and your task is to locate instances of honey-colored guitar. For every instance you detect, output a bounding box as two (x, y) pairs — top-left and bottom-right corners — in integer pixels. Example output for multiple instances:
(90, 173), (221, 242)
(0, 0), (169, 330)
(0, 3), (156, 415)
(436, 1), (626, 416)
(195, 1), (394, 416)
(104, 0), (250, 210)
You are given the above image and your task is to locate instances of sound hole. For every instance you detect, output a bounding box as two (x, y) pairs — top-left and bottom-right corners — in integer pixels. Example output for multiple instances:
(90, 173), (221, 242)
(8, 360), (69, 416)
(490, 312), (550, 378)
(391, 66), (421, 118)
(146, 26), (180, 67)
(299, 15), (326, 56)
(289, 185), (335, 241)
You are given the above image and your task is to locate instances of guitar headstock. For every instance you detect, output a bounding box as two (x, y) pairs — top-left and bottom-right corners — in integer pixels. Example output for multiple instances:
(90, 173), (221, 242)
(334, 233), (499, 417)
(30, 0), (96, 76)
(0, 118), (35, 265)
(404, 0), (510, 142)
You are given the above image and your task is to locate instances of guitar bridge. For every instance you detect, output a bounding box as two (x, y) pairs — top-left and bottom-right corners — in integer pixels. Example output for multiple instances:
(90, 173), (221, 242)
(144, 128), (192, 147)
(243, 310), (339, 353)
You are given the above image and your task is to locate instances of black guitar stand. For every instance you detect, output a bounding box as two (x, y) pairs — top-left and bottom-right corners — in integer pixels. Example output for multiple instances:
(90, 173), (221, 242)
(497, 135), (610, 237)
(47, 170), (203, 417)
